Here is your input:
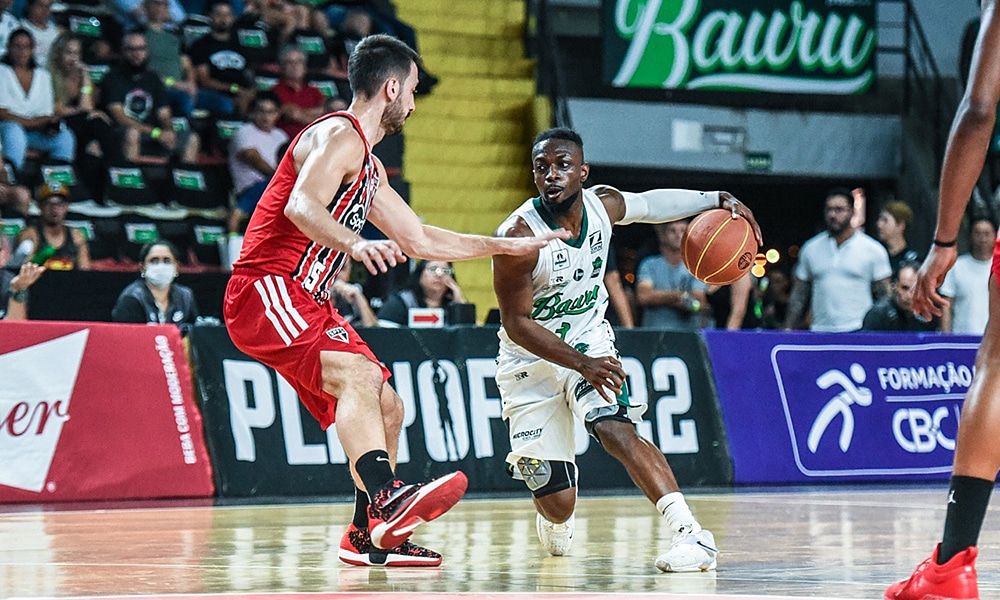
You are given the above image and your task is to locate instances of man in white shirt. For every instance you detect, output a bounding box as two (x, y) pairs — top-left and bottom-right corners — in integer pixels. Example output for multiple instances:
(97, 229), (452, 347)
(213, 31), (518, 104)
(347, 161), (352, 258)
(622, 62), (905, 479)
(0, 0), (19, 51)
(19, 0), (58, 67)
(784, 188), (892, 331)
(940, 217), (996, 334)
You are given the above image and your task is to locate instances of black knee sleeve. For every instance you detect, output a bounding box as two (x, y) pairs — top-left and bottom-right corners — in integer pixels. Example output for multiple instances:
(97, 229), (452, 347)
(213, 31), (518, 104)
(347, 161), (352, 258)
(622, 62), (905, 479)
(512, 457), (578, 498)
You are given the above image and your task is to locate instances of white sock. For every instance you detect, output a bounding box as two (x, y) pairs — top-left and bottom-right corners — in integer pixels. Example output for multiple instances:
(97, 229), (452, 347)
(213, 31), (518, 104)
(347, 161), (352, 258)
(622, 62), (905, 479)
(656, 492), (701, 535)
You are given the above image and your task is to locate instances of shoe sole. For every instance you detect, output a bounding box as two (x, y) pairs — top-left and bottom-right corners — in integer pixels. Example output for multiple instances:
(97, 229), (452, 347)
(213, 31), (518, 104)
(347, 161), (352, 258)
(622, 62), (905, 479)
(337, 547), (442, 567)
(370, 471), (468, 550)
(655, 558), (717, 573)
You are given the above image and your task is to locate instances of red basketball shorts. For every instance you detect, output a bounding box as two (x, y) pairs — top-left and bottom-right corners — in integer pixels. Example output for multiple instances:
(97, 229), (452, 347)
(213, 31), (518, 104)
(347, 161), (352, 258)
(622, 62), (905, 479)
(224, 270), (391, 430)
(992, 231), (1000, 284)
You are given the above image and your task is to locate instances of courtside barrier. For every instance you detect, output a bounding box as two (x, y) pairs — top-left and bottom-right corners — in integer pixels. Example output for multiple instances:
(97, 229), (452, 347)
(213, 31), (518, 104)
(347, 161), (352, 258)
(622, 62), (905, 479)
(190, 325), (732, 497)
(0, 321), (215, 502)
(703, 330), (980, 484)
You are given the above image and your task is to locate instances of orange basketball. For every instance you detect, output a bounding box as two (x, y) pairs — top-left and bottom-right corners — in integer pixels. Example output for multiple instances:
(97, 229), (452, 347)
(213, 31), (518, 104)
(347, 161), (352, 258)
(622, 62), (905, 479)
(682, 209), (757, 285)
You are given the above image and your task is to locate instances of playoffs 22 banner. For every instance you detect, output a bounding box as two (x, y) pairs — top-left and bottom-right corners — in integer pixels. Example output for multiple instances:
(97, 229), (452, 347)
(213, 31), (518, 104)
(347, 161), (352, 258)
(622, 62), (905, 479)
(190, 326), (732, 497)
(703, 331), (979, 483)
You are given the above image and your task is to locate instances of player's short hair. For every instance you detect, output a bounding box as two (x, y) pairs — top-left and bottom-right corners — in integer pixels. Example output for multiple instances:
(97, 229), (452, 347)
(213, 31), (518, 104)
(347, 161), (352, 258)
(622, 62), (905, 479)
(347, 34), (419, 100)
(533, 127), (583, 153)
(881, 200), (913, 228)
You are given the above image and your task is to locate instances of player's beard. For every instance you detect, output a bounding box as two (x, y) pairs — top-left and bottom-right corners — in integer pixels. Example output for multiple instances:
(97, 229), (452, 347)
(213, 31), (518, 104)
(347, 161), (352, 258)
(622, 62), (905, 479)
(539, 188), (580, 218)
(381, 96), (408, 136)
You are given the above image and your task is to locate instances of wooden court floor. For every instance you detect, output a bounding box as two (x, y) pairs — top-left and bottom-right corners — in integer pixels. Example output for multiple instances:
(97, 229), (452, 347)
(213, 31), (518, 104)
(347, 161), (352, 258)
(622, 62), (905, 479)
(1, 485), (998, 600)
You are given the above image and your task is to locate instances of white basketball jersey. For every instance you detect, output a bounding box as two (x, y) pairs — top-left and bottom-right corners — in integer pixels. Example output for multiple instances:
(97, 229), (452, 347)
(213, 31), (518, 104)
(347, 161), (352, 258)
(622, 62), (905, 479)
(496, 188), (612, 360)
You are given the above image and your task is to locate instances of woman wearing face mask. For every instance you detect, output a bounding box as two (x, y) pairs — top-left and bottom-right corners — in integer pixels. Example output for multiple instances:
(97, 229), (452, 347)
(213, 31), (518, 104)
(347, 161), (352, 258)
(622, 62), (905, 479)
(112, 240), (198, 327)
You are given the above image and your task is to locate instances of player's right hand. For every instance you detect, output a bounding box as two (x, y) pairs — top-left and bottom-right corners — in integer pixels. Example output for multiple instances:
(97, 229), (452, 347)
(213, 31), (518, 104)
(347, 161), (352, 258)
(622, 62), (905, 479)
(579, 355), (626, 404)
(497, 228), (572, 255)
(351, 239), (405, 274)
(912, 245), (958, 320)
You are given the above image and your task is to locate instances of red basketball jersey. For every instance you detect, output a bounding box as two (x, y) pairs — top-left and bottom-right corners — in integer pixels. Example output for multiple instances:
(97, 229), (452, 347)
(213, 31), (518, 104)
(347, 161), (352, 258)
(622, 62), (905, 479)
(234, 111), (380, 304)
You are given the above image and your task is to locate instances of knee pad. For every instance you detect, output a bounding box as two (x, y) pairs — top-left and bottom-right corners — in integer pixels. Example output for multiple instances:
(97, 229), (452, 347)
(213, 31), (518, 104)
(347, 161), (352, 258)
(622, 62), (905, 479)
(584, 404), (632, 443)
(513, 457), (578, 498)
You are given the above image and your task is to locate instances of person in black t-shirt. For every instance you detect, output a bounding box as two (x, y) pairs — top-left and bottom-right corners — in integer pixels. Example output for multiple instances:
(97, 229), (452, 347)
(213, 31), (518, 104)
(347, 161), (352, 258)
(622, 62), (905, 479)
(112, 239), (198, 328)
(861, 261), (938, 332)
(187, 0), (255, 116)
(102, 30), (200, 162)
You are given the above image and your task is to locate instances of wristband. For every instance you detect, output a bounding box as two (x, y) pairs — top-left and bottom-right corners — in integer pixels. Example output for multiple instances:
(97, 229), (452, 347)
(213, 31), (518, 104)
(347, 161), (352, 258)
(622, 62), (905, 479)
(164, 76), (175, 87)
(81, 84), (93, 94)
(229, 83), (240, 94)
(933, 238), (958, 248)
(10, 289), (27, 303)
(151, 127), (162, 139)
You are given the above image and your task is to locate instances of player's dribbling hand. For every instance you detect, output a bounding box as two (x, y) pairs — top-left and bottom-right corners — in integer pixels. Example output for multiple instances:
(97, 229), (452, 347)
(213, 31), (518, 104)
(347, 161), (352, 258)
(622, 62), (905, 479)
(351, 239), (405, 274)
(579, 355), (626, 404)
(720, 192), (763, 246)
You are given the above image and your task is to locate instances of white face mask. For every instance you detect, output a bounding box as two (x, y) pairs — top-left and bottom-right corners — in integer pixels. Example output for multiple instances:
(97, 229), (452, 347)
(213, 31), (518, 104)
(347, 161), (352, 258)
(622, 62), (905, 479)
(144, 263), (177, 288)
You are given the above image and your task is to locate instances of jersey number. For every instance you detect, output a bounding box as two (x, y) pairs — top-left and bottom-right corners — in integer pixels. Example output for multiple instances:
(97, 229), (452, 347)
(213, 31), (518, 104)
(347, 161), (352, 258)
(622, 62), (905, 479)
(303, 262), (324, 291)
(555, 322), (571, 341)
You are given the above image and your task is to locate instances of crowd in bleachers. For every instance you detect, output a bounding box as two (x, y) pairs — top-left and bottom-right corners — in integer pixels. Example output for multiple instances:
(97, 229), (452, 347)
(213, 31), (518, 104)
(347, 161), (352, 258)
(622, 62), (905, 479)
(0, 0), (427, 277)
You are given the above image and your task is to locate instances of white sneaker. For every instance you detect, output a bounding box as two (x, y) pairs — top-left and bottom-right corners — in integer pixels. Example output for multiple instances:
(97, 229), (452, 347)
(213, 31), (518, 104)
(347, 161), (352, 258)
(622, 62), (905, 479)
(655, 528), (718, 572)
(536, 513), (574, 556)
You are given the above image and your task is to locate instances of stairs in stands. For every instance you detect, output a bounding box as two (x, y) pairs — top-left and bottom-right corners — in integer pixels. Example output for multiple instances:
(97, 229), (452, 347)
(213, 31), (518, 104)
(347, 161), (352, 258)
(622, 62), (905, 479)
(394, 0), (539, 320)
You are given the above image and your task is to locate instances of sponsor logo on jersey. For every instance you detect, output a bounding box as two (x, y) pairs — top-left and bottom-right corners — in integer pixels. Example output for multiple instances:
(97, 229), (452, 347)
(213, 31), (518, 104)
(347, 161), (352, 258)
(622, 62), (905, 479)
(532, 285), (601, 321)
(512, 427), (543, 441)
(514, 371), (529, 381)
(325, 327), (349, 343)
(574, 378), (595, 400)
(552, 249), (570, 271)
(573, 268), (585, 281)
(589, 230), (603, 253)
(590, 256), (603, 278)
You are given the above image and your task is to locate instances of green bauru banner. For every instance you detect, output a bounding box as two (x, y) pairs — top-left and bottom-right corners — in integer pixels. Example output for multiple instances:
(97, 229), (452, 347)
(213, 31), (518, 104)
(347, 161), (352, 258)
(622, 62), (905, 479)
(603, 0), (876, 94)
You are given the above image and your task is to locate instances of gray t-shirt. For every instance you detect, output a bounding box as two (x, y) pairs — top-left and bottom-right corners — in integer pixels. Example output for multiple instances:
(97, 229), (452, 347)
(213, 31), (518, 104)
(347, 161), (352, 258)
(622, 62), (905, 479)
(636, 255), (707, 330)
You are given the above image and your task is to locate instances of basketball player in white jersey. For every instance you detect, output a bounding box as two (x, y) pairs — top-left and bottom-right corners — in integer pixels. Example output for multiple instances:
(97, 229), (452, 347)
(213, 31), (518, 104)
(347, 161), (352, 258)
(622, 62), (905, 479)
(493, 128), (761, 571)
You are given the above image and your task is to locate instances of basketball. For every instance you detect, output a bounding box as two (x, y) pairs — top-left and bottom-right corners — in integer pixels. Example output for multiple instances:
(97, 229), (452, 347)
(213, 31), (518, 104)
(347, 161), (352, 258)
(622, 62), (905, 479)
(682, 209), (757, 285)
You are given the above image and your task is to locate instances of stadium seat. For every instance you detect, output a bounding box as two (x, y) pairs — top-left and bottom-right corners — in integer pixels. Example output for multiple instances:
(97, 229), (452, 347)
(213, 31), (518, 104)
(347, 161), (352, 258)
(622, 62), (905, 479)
(294, 29), (330, 71)
(118, 215), (161, 263)
(180, 15), (211, 51)
(105, 163), (170, 209)
(187, 216), (227, 266)
(169, 164), (231, 216)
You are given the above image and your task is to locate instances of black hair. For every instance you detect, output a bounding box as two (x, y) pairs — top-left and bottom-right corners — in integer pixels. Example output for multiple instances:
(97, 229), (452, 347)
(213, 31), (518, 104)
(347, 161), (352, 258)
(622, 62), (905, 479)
(533, 127), (583, 151)
(825, 187), (854, 206)
(207, 0), (232, 13)
(347, 34), (419, 100)
(893, 259), (922, 283)
(1, 29), (38, 70)
(253, 90), (280, 108)
(139, 239), (181, 263)
(406, 260), (456, 304)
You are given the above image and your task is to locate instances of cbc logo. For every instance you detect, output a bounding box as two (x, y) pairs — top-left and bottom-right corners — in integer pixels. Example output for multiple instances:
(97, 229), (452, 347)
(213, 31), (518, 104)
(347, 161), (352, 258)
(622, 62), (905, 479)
(891, 406), (957, 453)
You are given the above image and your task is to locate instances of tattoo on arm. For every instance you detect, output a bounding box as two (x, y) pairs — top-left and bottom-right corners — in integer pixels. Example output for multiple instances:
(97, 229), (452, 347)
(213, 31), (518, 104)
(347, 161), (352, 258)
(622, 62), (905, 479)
(873, 277), (891, 302)
(785, 280), (810, 329)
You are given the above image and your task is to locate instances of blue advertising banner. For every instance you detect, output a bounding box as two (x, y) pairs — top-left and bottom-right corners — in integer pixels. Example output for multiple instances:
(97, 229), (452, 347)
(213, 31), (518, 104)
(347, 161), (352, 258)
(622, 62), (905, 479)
(703, 331), (980, 483)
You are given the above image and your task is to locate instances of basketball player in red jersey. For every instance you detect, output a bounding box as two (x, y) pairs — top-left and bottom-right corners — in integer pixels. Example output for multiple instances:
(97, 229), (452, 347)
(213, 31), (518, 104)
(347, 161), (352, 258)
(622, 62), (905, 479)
(223, 34), (568, 568)
(887, 1), (1000, 598)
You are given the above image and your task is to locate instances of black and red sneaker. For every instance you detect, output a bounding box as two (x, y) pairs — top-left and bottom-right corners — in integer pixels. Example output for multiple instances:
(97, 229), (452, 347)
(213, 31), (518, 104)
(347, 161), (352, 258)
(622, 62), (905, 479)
(338, 524), (442, 567)
(367, 471), (468, 550)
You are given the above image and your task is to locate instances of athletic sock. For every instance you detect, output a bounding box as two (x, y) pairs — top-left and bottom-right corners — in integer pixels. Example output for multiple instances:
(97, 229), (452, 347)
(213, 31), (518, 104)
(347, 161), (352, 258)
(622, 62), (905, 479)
(354, 450), (395, 500)
(352, 487), (370, 529)
(939, 475), (994, 564)
(656, 492), (701, 535)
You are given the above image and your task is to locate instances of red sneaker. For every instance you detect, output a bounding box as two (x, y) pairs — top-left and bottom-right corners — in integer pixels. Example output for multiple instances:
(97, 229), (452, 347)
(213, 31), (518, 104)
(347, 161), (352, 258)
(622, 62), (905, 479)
(338, 524), (442, 567)
(885, 544), (979, 600)
(367, 471), (468, 550)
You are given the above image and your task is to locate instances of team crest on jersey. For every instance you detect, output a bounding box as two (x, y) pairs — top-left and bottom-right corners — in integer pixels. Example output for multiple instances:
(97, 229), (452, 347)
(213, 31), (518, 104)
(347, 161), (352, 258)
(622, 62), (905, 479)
(552, 248), (569, 271)
(590, 257), (603, 278)
(589, 231), (603, 253)
(325, 327), (350, 343)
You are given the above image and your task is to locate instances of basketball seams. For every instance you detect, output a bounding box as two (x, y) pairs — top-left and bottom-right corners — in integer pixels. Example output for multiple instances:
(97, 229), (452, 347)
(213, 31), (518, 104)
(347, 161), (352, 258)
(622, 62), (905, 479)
(682, 209), (755, 286)
(703, 222), (750, 284)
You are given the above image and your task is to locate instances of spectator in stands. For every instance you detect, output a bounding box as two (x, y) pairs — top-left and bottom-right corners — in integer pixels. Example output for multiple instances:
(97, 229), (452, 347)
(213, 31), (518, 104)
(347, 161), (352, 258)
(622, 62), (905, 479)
(0, 29), (75, 171)
(0, 146), (30, 217)
(15, 180), (90, 270)
(227, 91), (287, 235)
(272, 46), (325, 138)
(188, 0), (256, 117)
(706, 273), (760, 330)
(940, 217), (996, 334)
(759, 267), (791, 329)
(635, 220), (707, 331)
(18, 0), (58, 68)
(332, 258), (377, 327)
(784, 188), (892, 332)
(377, 260), (467, 327)
(876, 199), (921, 274)
(141, 0), (197, 118)
(112, 0), (185, 32)
(605, 250), (633, 328)
(236, 0), (296, 59)
(0, 260), (43, 319)
(102, 31), (200, 164)
(0, 0), (18, 52)
(49, 34), (117, 161)
(112, 239), (198, 327)
(862, 261), (938, 331)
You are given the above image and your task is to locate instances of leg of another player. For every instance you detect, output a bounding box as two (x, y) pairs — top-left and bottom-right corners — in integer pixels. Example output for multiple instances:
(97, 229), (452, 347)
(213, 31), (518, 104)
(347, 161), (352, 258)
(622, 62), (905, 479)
(593, 419), (718, 572)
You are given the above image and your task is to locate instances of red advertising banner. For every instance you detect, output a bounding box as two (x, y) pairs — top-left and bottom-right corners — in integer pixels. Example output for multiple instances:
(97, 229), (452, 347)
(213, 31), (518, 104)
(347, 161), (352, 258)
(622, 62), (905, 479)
(0, 321), (215, 502)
